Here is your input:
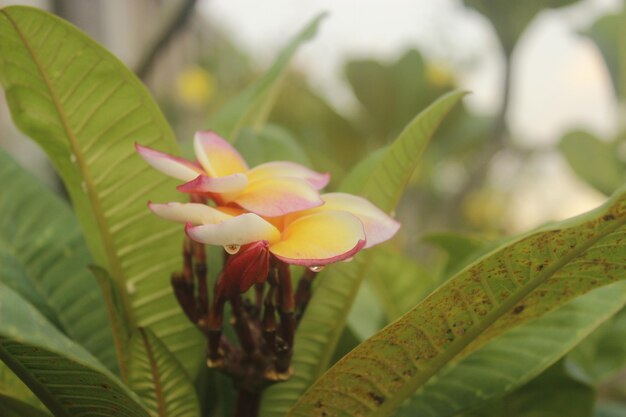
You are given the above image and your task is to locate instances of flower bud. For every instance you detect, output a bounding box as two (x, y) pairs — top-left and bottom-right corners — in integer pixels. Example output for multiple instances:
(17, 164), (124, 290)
(218, 240), (270, 296)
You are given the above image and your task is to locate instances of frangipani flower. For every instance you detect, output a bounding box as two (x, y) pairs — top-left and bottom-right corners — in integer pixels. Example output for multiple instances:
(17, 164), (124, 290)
(136, 131), (329, 217)
(148, 192), (399, 266)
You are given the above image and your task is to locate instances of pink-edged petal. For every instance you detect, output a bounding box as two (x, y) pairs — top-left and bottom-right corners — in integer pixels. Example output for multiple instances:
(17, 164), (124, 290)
(318, 193), (400, 248)
(177, 173), (248, 194)
(233, 177), (323, 217)
(186, 213), (280, 246)
(269, 211), (366, 266)
(148, 202), (231, 225)
(247, 161), (330, 190)
(136, 143), (203, 181)
(193, 131), (248, 177)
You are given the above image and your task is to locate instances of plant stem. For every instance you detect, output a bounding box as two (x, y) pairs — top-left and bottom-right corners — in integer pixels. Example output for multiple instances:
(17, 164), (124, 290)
(234, 389), (261, 417)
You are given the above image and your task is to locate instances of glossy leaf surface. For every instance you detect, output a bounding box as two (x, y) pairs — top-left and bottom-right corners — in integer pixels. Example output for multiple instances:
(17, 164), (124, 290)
(0, 6), (202, 373)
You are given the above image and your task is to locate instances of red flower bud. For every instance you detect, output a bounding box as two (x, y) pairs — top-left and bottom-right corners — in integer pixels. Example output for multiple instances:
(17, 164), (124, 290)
(218, 241), (270, 297)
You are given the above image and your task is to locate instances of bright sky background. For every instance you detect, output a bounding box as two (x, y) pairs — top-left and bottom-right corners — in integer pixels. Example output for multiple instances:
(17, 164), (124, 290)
(200, 0), (622, 230)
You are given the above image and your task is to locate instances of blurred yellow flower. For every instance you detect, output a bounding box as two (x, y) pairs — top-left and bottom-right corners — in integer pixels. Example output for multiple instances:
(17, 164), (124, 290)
(176, 66), (215, 108)
(426, 63), (454, 87)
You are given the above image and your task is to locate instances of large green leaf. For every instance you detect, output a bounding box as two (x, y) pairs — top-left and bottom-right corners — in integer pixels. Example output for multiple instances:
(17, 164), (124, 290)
(0, 149), (116, 371)
(559, 130), (626, 196)
(127, 328), (200, 417)
(288, 188), (626, 416)
(567, 303), (626, 384)
(460, 361), (595, 417)
(208, 13), (326, 141)
(397, 281), (626, 417)
(0, 6), (202, 373)
(0, 282), (149, 417)
(259, 91), (466, 416)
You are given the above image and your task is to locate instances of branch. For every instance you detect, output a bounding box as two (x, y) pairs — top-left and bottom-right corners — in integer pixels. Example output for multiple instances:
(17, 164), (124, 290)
(135, 0), (199, 80)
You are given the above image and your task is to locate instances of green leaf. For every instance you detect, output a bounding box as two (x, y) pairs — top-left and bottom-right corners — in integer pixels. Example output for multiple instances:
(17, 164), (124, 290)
(345, 50), (453, 141)
(208, 13), (326, 141)
(127, 328), (200, 417)
(90, 265), (132, 378)
(365, 247), (438, 322)
(397, 281), (626, 417)
(361, 90), (468, 211)
(559, 130), (626, 196)
(338, 146), (387, 194)
(0, 282), (149, 417)
(567, 304), (626, 384)
(0, 6), (202, 373)
(463, 0), (579, 54)
(288, 188), (626, 417)
(259, 91), (465, 416)
(0, 362), (49, 416)
(424, 232), (488, 279)
(0, 393), (51, 417)
(0, 148), (116, 371)
(235, 125), (312, 167)
(460, 361), (594, 417)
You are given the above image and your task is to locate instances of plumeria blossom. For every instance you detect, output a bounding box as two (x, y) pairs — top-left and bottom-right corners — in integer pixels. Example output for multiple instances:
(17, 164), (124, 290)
(148, 192), (399, 267)
(136, 131), (329, 217)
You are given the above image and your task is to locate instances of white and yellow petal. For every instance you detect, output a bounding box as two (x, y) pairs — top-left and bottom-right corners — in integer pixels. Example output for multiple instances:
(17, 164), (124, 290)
(247, 161), (330, 190)
(317, 193), (400, 248)
(177, 173), (248, 194)
(148, 202), (231, 225)
(193, 131), (248, 177)
(233, 177), (323, 217)
(136, 144), (203, 181)
(186, 213), (281, 246)
(269, 210), (366, 266)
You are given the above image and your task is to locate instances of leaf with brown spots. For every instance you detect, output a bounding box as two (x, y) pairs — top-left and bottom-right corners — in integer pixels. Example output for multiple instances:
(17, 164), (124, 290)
(288, 188), (626, 417)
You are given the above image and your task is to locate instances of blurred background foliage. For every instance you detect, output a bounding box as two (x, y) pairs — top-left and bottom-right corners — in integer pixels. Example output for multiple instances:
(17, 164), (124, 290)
(1, 0), (625, 415)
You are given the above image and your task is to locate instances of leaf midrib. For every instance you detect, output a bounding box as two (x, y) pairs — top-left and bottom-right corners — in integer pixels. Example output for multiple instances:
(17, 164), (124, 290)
(139, 329), (166, 417)
(376, 213), (626, 415)
(1, 9), (134, 325)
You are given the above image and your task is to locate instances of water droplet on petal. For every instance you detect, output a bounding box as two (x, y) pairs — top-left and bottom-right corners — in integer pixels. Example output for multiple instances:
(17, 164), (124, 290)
(224, 244), (240, 255)
(308, 265), (324, 272)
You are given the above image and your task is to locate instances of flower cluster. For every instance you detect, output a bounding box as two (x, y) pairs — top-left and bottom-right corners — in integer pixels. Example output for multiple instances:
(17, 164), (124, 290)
(137, 131), (399, 295)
